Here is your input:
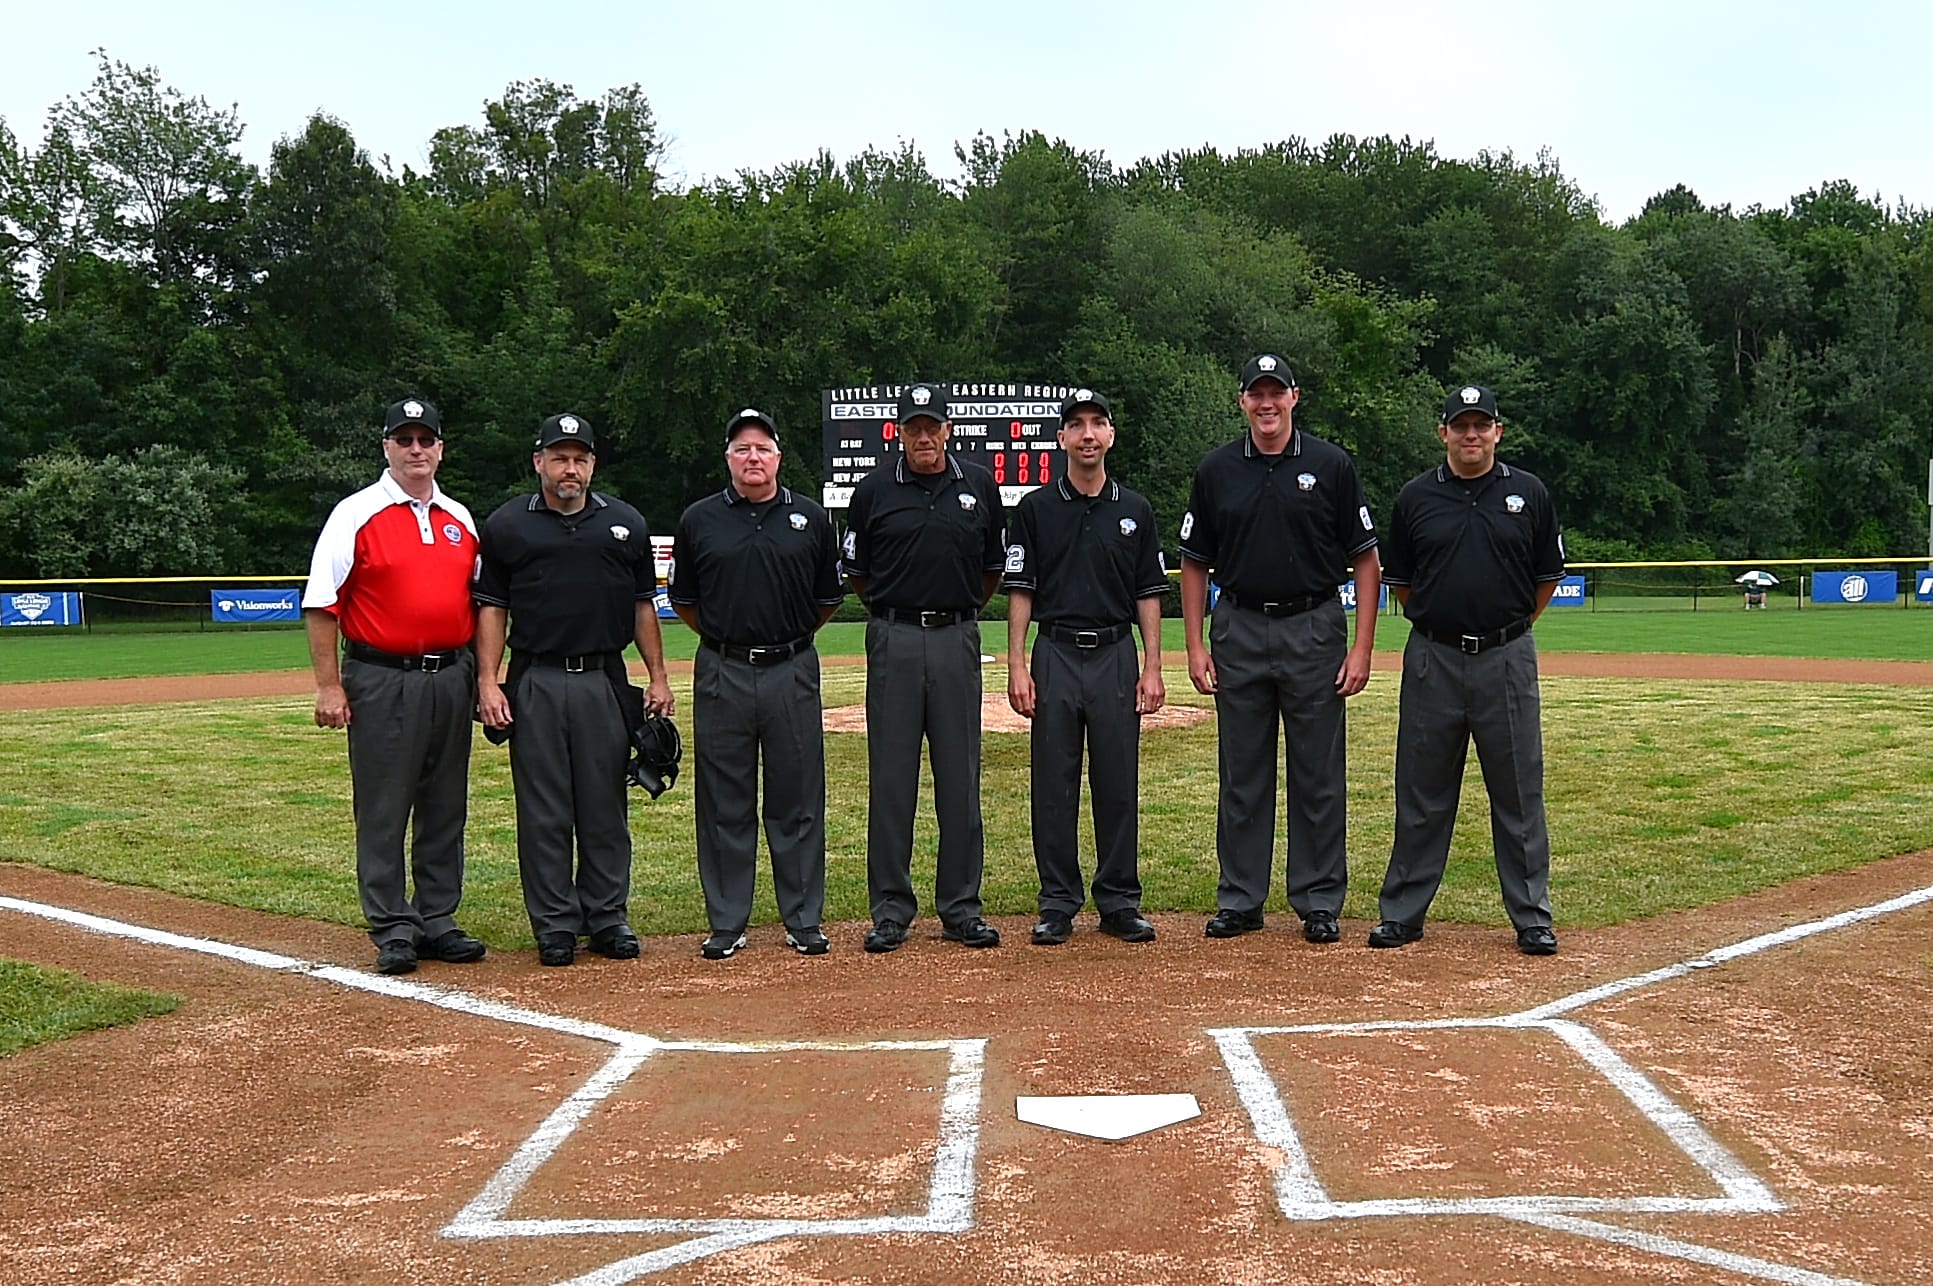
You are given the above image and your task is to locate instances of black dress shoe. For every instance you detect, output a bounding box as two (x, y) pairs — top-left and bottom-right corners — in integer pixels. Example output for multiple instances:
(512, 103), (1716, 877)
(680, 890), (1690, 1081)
(943, 917), (1001, 948)
(864, 920), (907, 954)
(424, 929), (486, 963)
(589, 924), (641, 959)
(1367, 920), (1425, 948)
(375, 940), (418, 975)
(1301, 911), (1340, 944)
(537, 932), (576, 967)
(701, 929), (747, 960)
(1099, 909), (1156, 943)
(1030, 912), (1073, 946)
(1517, 926), (1559, 956)
(1204, 908), (1264, 938)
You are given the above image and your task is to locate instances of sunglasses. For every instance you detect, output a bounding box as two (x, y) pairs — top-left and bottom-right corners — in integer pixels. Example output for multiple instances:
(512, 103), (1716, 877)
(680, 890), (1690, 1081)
(389, 433), (439, 448)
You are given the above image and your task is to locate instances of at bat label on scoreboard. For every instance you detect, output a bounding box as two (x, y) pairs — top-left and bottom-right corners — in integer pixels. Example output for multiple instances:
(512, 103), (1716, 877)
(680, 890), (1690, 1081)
(821, 381), (1074, 508)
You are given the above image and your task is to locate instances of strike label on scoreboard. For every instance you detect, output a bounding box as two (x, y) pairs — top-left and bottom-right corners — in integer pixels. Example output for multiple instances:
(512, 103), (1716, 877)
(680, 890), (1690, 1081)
(821, 381), (1074, 508)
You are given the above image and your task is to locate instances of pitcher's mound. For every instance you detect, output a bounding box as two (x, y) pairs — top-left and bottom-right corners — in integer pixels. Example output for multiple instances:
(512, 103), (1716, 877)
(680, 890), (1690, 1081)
(823, 694), (1214, 734)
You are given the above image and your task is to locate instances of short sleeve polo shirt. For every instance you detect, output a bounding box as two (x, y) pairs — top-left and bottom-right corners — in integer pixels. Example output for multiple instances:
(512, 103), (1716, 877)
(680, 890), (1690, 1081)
(302, 470), (479, 654)
(1381, 461), (1565, 635)
(839, 453), (1006, 612)
(1178, 429), (1378, 599)
(668, 485), (844, 644)
(473, 491), (656, 655)
(1004, 476), (1168, 628)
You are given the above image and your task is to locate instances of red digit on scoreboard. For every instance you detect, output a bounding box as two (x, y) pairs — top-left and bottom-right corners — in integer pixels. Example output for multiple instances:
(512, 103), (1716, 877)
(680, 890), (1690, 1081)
(883, 420), (896, 442)
(1010, 419), (1022, 439)
(992, 451), (1006, 483)
(1037, 452), (1052, 483)
(1018, 454), (1030, 484)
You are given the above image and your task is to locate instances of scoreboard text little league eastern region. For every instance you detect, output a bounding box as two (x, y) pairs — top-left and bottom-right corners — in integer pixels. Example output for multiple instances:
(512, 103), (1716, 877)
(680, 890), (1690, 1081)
(820, 382), (1073, 509)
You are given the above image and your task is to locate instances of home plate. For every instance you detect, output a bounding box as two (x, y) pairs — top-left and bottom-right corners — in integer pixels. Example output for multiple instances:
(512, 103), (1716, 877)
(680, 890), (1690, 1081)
(1016, 1094), (1202, 1141)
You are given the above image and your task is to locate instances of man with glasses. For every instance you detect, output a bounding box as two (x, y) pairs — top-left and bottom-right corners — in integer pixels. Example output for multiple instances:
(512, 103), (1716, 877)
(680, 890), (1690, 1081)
(840, 383), (1007, 953)
(1369, 385), (1565, 956)
(668, 408), (844, 960)
(475, 412), (674, 967)
(303, 398), (486, 976)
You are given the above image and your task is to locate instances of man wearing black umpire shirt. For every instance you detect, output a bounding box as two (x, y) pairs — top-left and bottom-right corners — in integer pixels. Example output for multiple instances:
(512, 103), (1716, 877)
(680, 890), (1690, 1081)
(669, 408), (845, 960)
(475, 412), (674, 967)
(1369, 385), (1565, 956)
(1005, 388), (1168, 946)
(841, 382), (1007, 953)
(1179, 354), (1380, 946)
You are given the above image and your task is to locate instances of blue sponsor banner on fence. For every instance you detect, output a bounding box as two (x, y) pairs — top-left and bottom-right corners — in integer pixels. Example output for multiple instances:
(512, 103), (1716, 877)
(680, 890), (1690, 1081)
(1918, 571), (1933, 602)
(1547, 575), (1588, 607)
(1811, 570), (1898, 605)
(1, 590), (82, 627)
(211, 588), (302, 622)
(1339, 579), (1387, 613)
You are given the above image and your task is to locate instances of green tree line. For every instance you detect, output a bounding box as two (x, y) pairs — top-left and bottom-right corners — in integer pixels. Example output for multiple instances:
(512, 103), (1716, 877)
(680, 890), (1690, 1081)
(2, 54), (1930, 577)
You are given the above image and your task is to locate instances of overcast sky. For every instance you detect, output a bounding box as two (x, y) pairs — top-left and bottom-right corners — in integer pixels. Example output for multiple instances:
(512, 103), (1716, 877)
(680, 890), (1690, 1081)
(5, 0), (1929, 222)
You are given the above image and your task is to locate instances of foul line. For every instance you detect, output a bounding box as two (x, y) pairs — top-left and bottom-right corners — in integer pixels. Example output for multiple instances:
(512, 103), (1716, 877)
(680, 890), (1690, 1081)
(0, 895), (987, 1283)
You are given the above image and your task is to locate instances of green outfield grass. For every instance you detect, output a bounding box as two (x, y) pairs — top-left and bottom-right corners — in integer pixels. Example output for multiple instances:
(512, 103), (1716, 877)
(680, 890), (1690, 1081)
(0, 958), (180, 1056)
(3, 668), (1929, 947)
(0, 603), (1927, 684)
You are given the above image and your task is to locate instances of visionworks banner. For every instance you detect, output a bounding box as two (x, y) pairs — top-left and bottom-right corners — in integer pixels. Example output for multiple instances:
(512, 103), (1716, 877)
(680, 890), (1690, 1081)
(211, 588), (302, 622)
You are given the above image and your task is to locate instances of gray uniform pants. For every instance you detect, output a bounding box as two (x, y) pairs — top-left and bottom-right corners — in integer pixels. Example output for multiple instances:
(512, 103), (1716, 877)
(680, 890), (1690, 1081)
(508, 664), (633, 938)
(864, 616), (985, 929)
(1209, 598), (1350, 918)
(343, 652), (474, 948)
(692, 644), (827, 934)
(1378, 631), (1553, 930)
(1031, 633), (1142, 917)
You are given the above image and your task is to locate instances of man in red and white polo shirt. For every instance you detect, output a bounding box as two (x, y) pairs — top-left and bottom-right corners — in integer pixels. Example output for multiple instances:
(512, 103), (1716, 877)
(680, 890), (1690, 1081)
(303, 398), (485, 976)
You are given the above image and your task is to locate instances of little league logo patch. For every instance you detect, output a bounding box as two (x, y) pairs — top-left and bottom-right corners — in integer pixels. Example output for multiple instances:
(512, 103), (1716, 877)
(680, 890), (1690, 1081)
(958, 493), (976, 511)
(1460, 386), (1483, 404)
(403, 400), (425, 419)
(1359, 505), (1373, 530)
(1297, 473), (1316, 491)
(611, 525), (631, 541)
(1119, 517), (1137, 536)
(441, 522), (463, 545)
(560, 415), (581, 434)
(1505, 494), (1525, 514)
(789, 512), (808, 530)
(911, 386), (932, 406)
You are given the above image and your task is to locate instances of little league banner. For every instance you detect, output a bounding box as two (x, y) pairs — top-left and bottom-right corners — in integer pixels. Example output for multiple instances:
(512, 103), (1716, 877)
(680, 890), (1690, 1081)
(1810, 570), (1898, 604)
(210, 588), (302, 623)
(1, 591), (83, 627)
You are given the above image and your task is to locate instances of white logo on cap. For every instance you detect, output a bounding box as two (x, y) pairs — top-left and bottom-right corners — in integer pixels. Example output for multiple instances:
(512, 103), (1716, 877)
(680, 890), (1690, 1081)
(740, 408), (760, 420)
(1297, 472), (1316, 491)
(1460, 387), (1482, 405)
(1505, 495), (1525, 514)
(789, 512), (807, 530)
(911, 387), (931, 406)
(611, 525), (630, 541)
(560, 415), (580, 433)
(958, 493), (976, 511)
(1075, 388), (1093, 402)
(1257, 356), (1277, 372)
(403, 400), (424, 419)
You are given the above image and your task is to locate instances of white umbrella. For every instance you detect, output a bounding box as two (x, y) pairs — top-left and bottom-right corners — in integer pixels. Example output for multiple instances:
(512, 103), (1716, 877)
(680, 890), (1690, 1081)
(1733, 570), (1780, 589)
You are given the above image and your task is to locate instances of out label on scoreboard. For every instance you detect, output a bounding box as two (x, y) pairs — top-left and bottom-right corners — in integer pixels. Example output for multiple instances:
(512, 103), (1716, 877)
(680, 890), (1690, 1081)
(821, 381), (1074, 509)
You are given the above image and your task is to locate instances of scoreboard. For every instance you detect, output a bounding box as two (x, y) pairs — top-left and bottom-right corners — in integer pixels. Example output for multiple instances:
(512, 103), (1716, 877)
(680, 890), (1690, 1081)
(821, 381), (1074, 509)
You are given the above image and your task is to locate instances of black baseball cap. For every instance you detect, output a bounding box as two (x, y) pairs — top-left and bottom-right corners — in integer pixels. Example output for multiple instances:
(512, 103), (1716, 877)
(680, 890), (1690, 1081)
(1442, 385), (1501, 423)
(1239, 354), (1296, 391)
(1058, 387), (1113, 420)
(897, 383), (948, 423)
(725, 407), (779, 444)
(384, 398), (442, 438)
(535, 412), (596, 451)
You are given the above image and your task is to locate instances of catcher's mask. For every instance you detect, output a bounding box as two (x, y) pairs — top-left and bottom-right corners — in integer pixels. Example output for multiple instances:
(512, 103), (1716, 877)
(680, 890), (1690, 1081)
(627, 713), (682, 798)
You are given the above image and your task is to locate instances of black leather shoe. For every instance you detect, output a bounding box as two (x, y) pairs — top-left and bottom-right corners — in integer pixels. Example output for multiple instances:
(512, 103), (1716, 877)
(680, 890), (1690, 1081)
(589, 924), (641, 959)
(1301, 911), (1341, 944)
(786, 927), (830, 956)
(1030, 912), (1073, 946)
(701, 930), (747, 960)
(537, 932), (576, 967)
(864, 920), (907, 954)
(1367, 920), (1425, 948)
(424, 929), (486, 963)
(1204, 908), (1264, 938)
(1517, 926), (1559, 956)
(375, 940), (417, 975)
(1099, 909), (1156, 943)
(943, 917), (1001, 948)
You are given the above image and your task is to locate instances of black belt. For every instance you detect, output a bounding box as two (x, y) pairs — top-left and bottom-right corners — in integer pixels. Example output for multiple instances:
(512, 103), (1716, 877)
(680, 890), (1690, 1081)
(525, 651), (618, 672)
(1219, 590), (1334, 618)
(1420, 621), (1530, 654)
(345, 642), (465, 673)
(701, 637), (810, 665)
(1041, 622), (1132, 648)
(875, 607), (972, 628)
